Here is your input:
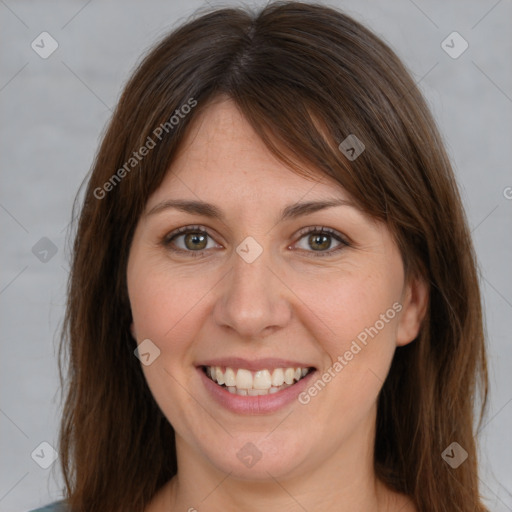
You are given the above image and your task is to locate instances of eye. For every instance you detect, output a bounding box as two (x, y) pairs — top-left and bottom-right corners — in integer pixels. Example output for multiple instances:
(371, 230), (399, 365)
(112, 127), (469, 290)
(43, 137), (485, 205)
(292, 226), (349, 257)
(162, 225), (349, 258)
(162, 225), (221, 257)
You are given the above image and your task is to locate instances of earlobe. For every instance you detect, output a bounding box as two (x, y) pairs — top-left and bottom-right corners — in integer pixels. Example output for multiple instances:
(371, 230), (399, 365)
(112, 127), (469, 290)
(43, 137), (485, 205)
(396, 275), (429, 347)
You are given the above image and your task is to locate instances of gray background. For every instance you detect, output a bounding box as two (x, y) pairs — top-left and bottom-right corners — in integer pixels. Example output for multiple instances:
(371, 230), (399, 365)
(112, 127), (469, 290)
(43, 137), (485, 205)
(0, 0), (511, 511)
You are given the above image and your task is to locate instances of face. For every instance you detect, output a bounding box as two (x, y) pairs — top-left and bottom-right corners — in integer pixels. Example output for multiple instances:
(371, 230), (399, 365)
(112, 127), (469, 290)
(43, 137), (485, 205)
(127, 97), (425, 482)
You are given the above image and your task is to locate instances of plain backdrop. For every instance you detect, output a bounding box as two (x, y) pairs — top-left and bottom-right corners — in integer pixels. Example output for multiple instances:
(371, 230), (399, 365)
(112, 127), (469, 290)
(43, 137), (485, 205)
(0, 1), (511, 511)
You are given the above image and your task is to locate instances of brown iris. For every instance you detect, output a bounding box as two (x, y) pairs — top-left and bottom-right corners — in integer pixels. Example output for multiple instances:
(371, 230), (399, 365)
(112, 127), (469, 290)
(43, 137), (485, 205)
(308, 233), (331, 251)
(184, 232), (208, 250)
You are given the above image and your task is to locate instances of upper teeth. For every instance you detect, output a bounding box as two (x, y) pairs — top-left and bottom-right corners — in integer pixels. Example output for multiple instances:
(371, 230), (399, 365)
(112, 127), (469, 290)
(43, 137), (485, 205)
(206, 366), (310, 390)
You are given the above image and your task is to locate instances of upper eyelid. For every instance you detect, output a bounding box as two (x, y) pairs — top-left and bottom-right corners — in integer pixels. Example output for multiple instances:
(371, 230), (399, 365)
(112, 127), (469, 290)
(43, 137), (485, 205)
(295, 225), (346, 239)
(164, 224), (215, 240)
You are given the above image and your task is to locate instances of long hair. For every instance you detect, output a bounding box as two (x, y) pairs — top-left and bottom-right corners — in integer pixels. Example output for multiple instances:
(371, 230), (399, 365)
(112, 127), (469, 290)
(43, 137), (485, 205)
(57, 2), (489, 510)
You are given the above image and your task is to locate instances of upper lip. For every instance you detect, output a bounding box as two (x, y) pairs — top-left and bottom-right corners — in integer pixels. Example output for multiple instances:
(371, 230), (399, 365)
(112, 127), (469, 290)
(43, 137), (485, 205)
(196, 357), (316, 372)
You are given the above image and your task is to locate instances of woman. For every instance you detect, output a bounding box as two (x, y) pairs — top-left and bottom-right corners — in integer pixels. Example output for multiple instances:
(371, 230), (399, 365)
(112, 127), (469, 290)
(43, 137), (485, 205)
(32, 1), (489, 511)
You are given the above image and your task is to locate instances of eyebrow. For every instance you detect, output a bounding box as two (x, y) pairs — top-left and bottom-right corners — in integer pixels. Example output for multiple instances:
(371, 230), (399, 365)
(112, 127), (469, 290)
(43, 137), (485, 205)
(146, 198), (355, 222)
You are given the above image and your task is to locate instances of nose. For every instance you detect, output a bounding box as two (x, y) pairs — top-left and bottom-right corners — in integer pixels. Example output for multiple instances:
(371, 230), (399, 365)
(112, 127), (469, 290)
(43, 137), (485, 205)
(212, 246), (292, 340)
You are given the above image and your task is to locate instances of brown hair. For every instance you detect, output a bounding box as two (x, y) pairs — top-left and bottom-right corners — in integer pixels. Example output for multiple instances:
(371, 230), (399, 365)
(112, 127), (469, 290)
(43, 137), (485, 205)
(57, 2), (489, 511)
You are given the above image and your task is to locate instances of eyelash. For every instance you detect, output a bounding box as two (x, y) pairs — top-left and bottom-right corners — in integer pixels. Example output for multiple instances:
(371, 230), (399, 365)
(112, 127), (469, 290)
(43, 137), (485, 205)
(162, 225), (350, 259)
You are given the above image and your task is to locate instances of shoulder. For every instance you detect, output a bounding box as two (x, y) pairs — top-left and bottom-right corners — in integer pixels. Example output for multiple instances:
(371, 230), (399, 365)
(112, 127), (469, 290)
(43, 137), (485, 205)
(28, 501), (70, 512)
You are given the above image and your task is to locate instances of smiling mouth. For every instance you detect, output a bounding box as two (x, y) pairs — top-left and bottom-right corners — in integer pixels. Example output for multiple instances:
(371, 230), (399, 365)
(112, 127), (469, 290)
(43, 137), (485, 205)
(201, 365), (315, 396)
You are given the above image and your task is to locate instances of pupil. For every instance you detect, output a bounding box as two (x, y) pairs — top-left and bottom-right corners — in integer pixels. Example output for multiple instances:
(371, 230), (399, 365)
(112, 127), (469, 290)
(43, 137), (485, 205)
(310, 233), (330, 251)
(185, 232), (207, 250)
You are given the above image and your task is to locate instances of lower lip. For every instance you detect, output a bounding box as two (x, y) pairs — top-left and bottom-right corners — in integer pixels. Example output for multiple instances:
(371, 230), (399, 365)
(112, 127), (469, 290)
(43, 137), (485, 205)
(197, 367), (316, 414)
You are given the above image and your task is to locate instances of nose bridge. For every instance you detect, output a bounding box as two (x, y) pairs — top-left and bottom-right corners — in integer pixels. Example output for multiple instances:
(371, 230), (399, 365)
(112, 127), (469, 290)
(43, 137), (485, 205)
(213, 242), (291, 338)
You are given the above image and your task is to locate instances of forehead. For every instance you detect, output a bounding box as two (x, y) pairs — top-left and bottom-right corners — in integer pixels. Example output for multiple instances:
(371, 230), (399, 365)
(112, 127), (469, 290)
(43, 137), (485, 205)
(146, 98), (351, 210)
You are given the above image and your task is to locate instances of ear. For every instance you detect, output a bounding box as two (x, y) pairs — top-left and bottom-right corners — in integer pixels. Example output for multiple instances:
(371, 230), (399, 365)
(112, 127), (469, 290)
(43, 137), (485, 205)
(396, 274), (429, 347)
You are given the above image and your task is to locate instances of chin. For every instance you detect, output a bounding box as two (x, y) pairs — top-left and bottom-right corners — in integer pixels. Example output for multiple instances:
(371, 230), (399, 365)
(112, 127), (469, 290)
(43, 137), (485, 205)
(202, 434), (312, 481)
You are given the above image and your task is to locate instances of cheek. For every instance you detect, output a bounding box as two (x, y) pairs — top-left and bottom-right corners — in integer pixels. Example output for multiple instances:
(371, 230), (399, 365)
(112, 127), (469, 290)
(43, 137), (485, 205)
(127, 260), (212, 432)
(294, 264), (403, 348)
(128, 260), (211, 342)
(292, 265), (402, 406)
(130, 280), (173, 339)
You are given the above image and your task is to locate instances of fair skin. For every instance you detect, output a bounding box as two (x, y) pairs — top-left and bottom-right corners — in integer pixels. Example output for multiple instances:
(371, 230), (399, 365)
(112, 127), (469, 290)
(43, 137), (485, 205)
(127, 97), (427, 512)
